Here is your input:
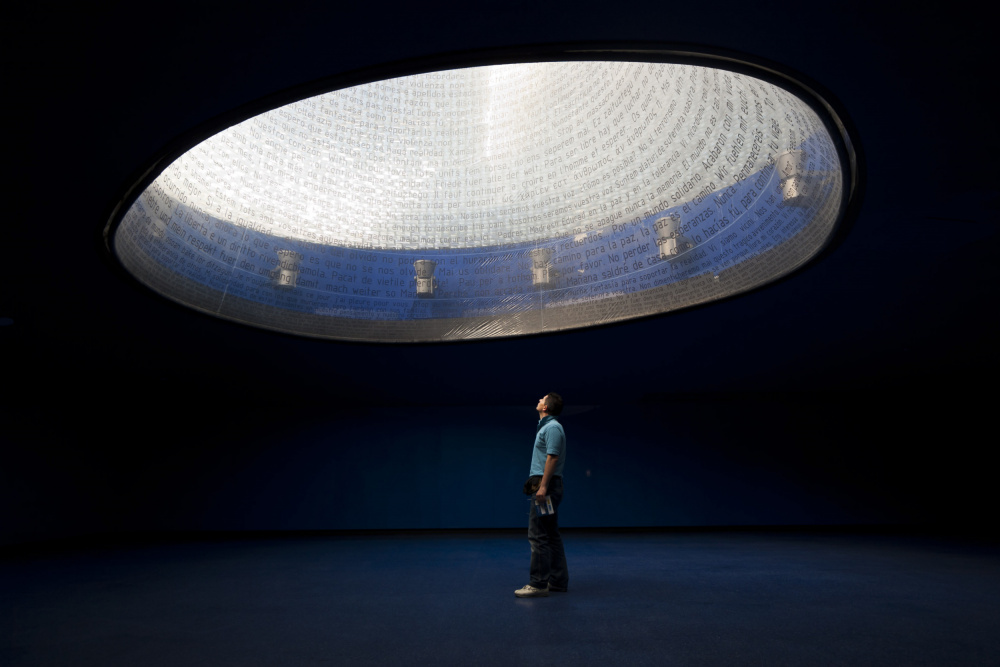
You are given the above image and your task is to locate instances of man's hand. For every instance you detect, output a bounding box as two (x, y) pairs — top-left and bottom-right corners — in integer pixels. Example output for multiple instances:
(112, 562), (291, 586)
(535, 485), (547, 502)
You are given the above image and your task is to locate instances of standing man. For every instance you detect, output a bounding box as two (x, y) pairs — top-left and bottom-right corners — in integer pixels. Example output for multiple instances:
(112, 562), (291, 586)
(515, 392), (568, 598)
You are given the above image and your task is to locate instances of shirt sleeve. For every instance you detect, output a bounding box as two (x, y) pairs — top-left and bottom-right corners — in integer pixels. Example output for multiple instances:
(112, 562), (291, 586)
(545, 423), (565, 458)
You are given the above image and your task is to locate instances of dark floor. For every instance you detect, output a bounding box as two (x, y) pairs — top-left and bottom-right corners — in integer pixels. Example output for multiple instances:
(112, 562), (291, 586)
(3, 529), (999, 666)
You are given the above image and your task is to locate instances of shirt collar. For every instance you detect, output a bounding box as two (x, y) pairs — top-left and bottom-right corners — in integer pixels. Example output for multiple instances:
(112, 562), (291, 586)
(537, 415), (556, 431)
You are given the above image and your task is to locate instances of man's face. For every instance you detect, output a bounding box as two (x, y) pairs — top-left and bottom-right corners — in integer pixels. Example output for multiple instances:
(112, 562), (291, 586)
(536, 396), (548, 414)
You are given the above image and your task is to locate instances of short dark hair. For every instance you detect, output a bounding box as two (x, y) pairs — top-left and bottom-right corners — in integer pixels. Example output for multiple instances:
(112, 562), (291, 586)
(544, 392), (564, 416)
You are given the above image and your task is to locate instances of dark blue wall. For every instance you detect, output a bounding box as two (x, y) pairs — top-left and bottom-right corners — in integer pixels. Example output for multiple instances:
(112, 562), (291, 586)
(3, 388), (986, 545)
(4, 0), (997, 547)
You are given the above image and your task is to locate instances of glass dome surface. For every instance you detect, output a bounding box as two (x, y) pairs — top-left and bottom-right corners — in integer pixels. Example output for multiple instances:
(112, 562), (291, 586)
(112, 59), (851, 342)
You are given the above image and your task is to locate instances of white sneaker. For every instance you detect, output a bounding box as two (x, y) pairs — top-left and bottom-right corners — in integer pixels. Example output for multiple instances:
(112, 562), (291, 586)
(514, 584), (549, 598)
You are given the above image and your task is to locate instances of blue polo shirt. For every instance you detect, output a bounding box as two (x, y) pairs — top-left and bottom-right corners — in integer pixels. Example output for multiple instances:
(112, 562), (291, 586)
(530, 416), (566, 477)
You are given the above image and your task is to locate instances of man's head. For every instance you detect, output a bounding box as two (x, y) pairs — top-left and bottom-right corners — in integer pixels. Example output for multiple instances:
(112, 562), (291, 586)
(537, 392), (564, 417)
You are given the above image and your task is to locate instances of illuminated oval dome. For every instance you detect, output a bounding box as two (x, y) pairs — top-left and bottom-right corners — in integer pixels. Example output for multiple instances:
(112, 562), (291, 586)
(112, 56), (853, 342)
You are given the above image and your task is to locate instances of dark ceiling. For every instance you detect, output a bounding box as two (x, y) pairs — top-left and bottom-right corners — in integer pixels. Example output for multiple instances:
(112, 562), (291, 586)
(5, 1), (997, 410)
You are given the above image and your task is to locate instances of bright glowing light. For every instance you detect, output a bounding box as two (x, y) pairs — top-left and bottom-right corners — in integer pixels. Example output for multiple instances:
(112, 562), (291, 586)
(113, 60), (850, 342)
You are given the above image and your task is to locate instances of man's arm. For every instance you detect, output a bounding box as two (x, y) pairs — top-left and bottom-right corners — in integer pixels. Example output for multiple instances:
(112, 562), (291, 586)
(535, 454), (559, 501)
